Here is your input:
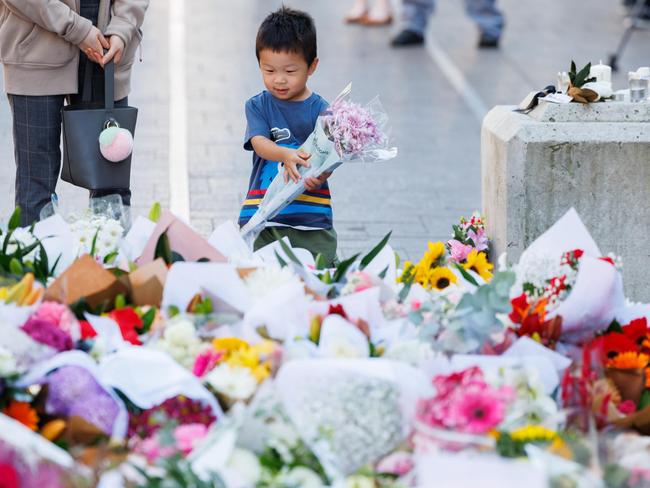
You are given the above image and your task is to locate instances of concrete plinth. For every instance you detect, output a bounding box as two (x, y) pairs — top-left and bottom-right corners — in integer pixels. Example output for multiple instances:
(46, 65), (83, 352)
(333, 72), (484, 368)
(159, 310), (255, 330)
(482, 101), (650, 301)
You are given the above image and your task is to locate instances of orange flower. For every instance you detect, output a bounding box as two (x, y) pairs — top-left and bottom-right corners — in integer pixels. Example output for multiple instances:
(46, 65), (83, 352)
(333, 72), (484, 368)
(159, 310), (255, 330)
(3, 401), (39, 431)
(646, 368), (650, 389)
(606, 351), (649, 370)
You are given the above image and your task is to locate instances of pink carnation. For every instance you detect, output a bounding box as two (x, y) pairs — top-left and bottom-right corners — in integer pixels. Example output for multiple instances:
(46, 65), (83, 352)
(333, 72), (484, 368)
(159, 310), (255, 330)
(447, 239), (473, 263)
(33, 301), (77, 334)
(136, 436), (175, 463)
(173, 423), (209, 456)
(192, 349), (223, 377)
(325, 99), (384, 157)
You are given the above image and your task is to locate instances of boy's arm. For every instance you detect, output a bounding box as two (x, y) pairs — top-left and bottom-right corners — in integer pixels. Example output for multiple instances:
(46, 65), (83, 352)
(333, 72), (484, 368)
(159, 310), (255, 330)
(250, 136), (312, 184)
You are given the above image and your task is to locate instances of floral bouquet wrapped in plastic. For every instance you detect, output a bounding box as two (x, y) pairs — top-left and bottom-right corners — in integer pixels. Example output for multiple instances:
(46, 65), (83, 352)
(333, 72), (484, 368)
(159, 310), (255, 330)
(240, 84), (397, 243)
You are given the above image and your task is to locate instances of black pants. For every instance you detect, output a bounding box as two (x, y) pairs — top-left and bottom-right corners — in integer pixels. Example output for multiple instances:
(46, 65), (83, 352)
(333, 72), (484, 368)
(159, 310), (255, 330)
(8, 0), (131, 226)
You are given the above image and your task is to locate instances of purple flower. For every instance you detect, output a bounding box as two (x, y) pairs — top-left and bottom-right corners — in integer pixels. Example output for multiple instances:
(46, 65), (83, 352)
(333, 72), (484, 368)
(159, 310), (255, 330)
(467, 228), (489, 252)
(325, 99), (385, 157)
(45, 366), (118, 435)
(21, 318), (72, 352)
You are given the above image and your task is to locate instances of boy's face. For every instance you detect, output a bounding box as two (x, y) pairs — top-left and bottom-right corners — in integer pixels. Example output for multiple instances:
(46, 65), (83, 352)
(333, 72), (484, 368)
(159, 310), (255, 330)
(258, 49), (318, 101)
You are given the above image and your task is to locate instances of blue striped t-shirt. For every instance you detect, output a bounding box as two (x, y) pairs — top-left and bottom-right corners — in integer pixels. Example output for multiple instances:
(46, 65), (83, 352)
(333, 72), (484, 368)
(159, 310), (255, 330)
(238, 91), (333, 230)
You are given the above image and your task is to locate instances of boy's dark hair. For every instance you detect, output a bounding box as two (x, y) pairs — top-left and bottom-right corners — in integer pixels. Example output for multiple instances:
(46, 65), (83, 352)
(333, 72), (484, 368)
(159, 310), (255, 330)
(256, 6), (317, 66)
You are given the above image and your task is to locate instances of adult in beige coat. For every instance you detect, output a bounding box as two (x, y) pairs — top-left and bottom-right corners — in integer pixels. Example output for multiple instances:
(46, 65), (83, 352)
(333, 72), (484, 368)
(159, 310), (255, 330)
(0, 0), (148, 225)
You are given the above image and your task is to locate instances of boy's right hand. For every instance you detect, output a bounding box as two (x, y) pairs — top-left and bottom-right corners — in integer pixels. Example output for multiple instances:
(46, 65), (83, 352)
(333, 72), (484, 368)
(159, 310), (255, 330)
(282, 149), (311, 183)
(79, 26), (109, 65)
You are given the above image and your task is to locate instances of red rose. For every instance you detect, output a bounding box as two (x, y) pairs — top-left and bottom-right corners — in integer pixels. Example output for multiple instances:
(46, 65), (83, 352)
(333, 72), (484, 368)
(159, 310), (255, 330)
(622, 318), (649, 347)
(109, 308), (143, 346)
(78, 320), (97, 340)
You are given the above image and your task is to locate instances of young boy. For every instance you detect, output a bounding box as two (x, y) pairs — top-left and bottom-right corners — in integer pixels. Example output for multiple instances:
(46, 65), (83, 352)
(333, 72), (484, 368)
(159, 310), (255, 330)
(238, 7), (337, 265)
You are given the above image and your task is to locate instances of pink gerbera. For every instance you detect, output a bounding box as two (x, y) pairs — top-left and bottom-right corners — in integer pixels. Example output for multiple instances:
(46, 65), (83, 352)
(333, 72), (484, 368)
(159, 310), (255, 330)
(448, 387), (511, 434)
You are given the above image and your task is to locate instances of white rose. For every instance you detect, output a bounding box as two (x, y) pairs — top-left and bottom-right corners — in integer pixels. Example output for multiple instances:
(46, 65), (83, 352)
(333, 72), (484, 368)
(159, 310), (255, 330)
(205, 364), (257, 401)
(226, 448), (262, 484)
(164, 320), (197, 344)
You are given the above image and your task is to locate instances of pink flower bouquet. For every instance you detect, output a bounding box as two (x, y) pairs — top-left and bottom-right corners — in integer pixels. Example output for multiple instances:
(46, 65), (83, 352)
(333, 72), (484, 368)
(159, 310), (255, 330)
(241, 84), (397, 242)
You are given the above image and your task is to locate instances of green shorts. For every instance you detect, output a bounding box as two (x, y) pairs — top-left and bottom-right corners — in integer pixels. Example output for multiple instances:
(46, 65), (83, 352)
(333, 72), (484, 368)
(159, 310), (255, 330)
(254, 227), (338, 267)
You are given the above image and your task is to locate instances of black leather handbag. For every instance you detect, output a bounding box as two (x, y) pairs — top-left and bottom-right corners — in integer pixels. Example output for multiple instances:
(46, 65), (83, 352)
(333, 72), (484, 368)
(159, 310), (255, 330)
(61, 60), (137, 190)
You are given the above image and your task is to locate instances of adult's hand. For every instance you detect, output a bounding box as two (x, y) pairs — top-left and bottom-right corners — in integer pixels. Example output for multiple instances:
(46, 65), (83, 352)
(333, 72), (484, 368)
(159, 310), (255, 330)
(79, 25), (109, 65)
(102, 35), (125, 65)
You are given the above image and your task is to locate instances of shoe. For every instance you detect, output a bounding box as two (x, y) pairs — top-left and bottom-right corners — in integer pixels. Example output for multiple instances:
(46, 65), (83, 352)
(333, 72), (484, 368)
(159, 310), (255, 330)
(345, 9), (368, 23)
(391, 30), (424, 47)
(478, 32), (500, 48)
(360, 14), (393, 26)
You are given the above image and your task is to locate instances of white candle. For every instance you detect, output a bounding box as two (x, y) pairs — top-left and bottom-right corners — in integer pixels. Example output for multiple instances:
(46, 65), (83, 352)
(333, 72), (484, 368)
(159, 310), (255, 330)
(590, 60), (612, 83)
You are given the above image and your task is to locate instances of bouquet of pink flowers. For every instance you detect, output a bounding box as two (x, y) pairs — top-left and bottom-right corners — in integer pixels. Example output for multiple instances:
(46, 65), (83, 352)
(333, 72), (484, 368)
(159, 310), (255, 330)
(240, 84), (397, 242)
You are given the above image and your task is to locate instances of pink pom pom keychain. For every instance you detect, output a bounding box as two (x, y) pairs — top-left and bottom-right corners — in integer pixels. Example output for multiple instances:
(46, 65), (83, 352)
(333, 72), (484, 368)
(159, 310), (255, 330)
(99, 118), (134, 163)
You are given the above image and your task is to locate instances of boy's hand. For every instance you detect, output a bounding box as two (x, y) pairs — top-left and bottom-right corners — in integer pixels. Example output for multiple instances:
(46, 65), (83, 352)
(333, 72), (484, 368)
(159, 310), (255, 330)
(304, 172), (332, 191)
(79, 26), (109, 65)
(282, 149), (311, 183)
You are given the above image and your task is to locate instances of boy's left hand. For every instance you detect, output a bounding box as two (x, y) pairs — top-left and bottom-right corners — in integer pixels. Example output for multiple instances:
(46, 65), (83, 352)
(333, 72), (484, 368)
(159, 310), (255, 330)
(304, 172), (332, 191)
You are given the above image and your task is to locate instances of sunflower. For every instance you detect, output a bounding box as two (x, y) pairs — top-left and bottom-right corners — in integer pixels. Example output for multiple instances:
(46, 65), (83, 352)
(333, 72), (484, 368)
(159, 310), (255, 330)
(3, 401), (39, 431)
(606, 351), (649, 370)
(428, 267), (457, 291)
(420, 242), (446, 270)
(463, 250), (494, 281)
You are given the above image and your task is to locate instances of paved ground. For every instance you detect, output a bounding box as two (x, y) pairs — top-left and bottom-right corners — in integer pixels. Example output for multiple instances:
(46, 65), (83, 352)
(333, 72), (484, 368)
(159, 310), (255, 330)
(0, 0), (649, 260)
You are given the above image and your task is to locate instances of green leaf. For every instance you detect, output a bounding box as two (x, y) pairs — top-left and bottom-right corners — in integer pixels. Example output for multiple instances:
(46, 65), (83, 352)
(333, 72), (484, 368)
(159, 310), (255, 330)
(103, 251), (119, 264)
(114, 294), (126, 309)
(154, 232), (173, 265)
(171, 251), (185, 263)
(272, 229), (302, 266)
(315, 253), (327, 270)
(90, 228), (100, 257)
(168, 305), (180, 318)
(274, 250), (288, 268)
(454, 263), (480, 287)
(8, 207), (20, 231)
(50, 254), (62, 276)
(576, 62), (592, 86)
(378, 265), (389, 279)
(359, 231), (392, 270)
(140, 307), (156, 334)
(148, 202), (162, 222)
(639, 390), (650, 411)
(9, 258), (22, 276)
(398, 275), (414, 303)
(332, 253), (360, 282)
(605, 320), (623, 334)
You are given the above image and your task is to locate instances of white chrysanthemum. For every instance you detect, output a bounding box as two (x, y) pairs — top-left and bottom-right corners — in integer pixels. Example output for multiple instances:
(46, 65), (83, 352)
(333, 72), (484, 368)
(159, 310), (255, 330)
(512, 250), (567, 297)
(244, 266), (301, 301)
(318, 316), (369, 359)
(155, 317), (207, 369)
(0, 345), (18, 376)
(69, 215), (123, 261)
(6, 227), (39, 262)
(205, 364), (257, 401)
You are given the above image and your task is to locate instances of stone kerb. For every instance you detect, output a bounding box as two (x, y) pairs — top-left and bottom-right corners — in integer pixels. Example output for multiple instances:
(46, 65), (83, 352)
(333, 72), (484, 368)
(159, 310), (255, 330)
(482, 101), (650, 300)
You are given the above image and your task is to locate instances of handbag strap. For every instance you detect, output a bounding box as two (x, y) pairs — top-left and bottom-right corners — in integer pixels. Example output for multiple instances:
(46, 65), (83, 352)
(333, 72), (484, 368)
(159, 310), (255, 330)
(104, 59), (115, 110)
(82, 57), (94, 103)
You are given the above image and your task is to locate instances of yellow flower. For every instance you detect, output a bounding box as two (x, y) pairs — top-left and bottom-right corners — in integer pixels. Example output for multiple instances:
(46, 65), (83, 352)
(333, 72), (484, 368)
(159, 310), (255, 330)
(227, 347), (261, 370)
(251, 363), (271, 382)
(213, 337), (249, 355)
(463, 250), (493, 281)
(428, 267), (457, 291)
(419, 241), (446, 270)
(251, 340), (276, 356)
(606, 351), (649, 370)
(510, 425), (558, 443)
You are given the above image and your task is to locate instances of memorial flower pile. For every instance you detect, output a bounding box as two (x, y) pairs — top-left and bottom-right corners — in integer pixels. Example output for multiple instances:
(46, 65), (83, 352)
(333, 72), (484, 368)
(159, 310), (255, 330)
(0, 203), (649, 486)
